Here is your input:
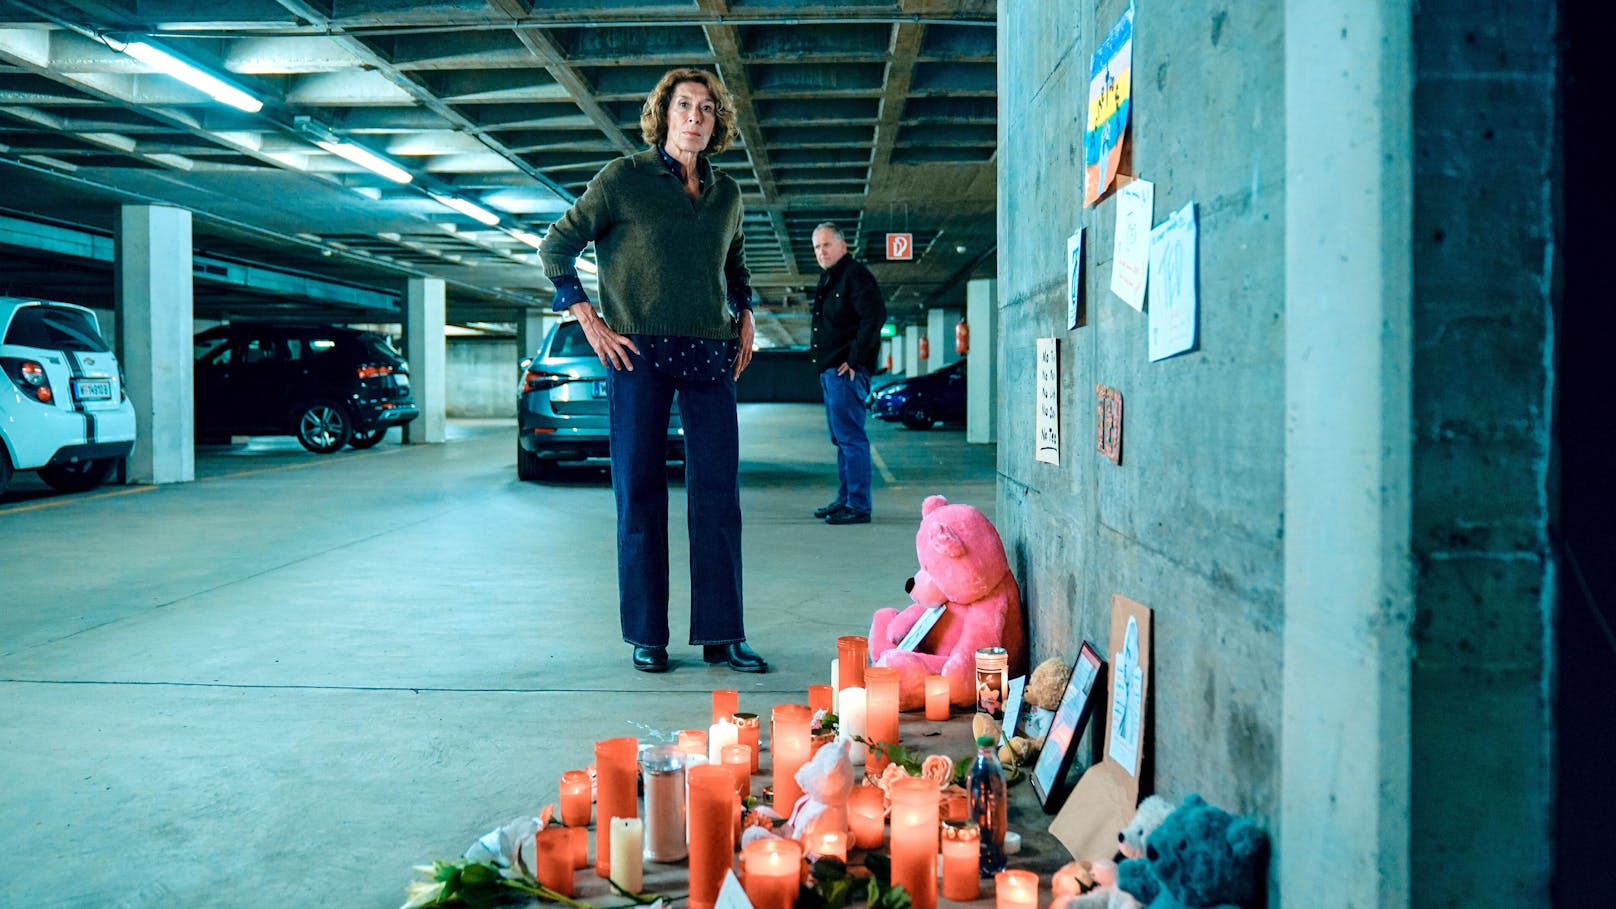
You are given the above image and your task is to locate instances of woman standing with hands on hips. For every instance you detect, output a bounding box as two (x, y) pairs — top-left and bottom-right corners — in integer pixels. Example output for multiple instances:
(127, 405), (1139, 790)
(539, 68), (766, 675)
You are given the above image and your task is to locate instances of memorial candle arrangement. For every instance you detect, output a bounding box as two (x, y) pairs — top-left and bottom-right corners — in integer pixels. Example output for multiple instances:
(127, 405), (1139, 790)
(847, 784), (885, 849)
(558, 769), (591, 827)
(888, 777), (940, 909)
(863, 666), (900, 772)
(741, 837), (803, 909)
(996, 870), (1038, 909)
(686, 764), (735, 909)
(925, 674), (951, 721)
(771, 704), (813, 813)
(608, 818), (643, 893)
(593, 737), (638, 879)
(941, 820), (982, 901)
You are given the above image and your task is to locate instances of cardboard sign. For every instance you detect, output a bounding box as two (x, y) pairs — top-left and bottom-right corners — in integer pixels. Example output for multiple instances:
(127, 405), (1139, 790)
(886, 232), (913, 260)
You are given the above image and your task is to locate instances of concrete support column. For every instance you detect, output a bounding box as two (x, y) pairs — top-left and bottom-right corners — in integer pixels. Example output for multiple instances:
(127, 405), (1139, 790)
(117, 204), (193, 484)
(965, 279), (996, 444)
(888, 337), (904, 375)
(1282, 1), (1412, 905)
(903, 325), (923, 377)
(403, 277), (446, 444)
(516, 308), (549, 360)
(926, 307), (962, 369)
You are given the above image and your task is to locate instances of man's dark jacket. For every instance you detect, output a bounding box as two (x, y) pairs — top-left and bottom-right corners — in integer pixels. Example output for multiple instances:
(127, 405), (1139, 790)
(810, 255), (886, 373)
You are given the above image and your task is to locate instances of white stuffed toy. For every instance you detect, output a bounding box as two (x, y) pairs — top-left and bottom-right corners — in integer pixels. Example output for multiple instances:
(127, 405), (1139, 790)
(787, 739), (855, 841)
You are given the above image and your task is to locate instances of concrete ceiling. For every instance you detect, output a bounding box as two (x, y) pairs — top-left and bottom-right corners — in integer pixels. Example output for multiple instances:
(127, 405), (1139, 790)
(0, 0), (997, 347)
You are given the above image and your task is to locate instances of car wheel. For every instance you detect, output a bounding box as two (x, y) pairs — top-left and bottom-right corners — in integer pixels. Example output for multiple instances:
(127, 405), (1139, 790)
(349, 427), (387, 449)
(295, 401), (352, 454)
(38, 458), (114, 493)
(0, 445), (12, 496)
(517, 441), (552, 481)
(900, 401), (935, 430)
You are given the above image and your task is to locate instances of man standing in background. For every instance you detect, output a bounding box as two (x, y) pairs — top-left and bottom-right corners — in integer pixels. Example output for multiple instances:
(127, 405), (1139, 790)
(809, 222), (887, 525)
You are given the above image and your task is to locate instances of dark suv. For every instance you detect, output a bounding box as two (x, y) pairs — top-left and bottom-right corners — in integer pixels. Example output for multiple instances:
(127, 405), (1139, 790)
(194, 323), (419, 453)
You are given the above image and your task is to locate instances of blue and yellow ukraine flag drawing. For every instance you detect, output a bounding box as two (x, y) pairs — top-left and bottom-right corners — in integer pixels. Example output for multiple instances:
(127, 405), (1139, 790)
(1084, 4), (1134, 206)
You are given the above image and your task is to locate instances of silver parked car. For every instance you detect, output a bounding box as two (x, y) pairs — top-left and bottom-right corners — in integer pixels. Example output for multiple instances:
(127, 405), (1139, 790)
(516, 319), (684, 481)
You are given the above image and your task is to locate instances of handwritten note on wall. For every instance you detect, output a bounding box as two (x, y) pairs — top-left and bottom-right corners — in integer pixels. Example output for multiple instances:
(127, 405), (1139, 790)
(1110, 179), (1154, 311)
(1035, 338), (1060, 465)
(1147, 201), (1198, 361)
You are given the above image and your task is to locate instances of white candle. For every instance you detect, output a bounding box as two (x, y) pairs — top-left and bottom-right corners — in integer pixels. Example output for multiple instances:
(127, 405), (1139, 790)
(831, 658), (840, 713)
(708, 720), (738, 764)
(609, 817), (644, 893)
(837, 686), (867, 763)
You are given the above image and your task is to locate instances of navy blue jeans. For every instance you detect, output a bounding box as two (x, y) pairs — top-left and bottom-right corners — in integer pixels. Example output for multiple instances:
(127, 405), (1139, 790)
(607, 354), (744, 648)
(819, 367), (873, 514)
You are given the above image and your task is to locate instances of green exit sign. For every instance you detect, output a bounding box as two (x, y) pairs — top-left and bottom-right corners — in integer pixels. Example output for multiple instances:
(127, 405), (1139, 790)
(880, 322), (897, 338)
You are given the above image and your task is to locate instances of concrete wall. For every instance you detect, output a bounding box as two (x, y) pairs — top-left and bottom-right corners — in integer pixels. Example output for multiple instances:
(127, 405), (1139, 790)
(447, 337), (517, 418)
(997, 0), (1555, 903)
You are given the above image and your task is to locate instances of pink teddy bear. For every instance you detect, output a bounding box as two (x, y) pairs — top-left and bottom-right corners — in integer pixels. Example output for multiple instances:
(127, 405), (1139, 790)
(869, 495), (1026, 711)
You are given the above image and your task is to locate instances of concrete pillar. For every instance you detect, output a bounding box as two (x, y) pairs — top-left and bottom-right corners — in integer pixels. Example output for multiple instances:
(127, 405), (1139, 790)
(965, 279), (996, 444)
(1282, 1), (1412, 905)
(903, 324), (923, 377)
(403, 277), (446, 444)
(927, 307), (962, 369)
(516, 308), (549, 360)
(116, 204), (193, 484)
(888, 337), (903, 375)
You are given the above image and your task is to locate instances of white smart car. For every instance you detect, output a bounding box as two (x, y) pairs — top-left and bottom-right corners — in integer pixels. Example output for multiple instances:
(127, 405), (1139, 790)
(0, 298), (137, 496)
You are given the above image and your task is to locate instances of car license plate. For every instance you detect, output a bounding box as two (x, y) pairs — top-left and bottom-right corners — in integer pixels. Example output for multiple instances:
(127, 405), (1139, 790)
(72, 378), (112, 402)
(592, 380), (607, 398)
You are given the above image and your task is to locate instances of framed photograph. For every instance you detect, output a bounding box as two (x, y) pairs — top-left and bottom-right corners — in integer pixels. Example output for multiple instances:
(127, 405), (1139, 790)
(1031, 642), (1105, 813)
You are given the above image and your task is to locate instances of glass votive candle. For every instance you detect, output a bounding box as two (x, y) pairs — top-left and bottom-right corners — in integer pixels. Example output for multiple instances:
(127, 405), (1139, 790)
(733, 712), (761, 773)
(559, 769), (591, 827)
(805, 829), (848, 863)
(888, 777), (939, 909)
(924, 674), (951, 721)
(847, 784), (885, 849)
(568, 826), (588, 869)
(721, 743), (752, 797)
(677, 728), (709, 761)
(836, 635), (868, 691)
(712, 689), (739, 725)
(940, 820), (981, 901)
(807, 684), (833, 715)
(534, 826), (574, 896)
(741, 837), (804, 909)
(996, 869), (1038, 909)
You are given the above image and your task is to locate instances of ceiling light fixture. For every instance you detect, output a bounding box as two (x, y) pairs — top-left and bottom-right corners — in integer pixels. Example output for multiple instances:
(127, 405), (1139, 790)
(429, 192), (501, 226)
(314, 139), (412, 184)
(117, 40), (263, 113)
(510, 230), (544, 249)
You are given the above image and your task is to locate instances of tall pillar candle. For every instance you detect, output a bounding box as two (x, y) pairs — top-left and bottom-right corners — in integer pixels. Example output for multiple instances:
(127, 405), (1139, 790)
(534, 827), (574, 896)
(847, 784), (885, 849)
(712, 689), (739, 725)
(733, 712), (760, 773)
(888, 777), (940, 909)
(837, 686), (868, 763)
(708, 719), (738, 764)
(593, 737), (638, 879)
(941, 820), (982, 901)
(836, 636), (868, 694)
(995, 870), (1038, 909)
(771, 703), (814, 814)
(808, 684), (833, 716)
(641, 744), (687, 862)
(559, 769), (591, 827)
(741, 837), (803, 909)
(863, 666), (901, 772)
(924, 675), (951, 721)
(609, 817), (644, 893)
(686, 764), (736, 909)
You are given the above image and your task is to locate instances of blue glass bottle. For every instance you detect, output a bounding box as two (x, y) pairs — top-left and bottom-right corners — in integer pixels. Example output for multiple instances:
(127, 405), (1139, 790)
(968, 733), (1007, 875)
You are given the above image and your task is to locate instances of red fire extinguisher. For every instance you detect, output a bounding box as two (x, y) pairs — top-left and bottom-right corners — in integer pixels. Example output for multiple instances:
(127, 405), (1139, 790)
(918, 335), (930, 361)
(955, 320), (970, 355)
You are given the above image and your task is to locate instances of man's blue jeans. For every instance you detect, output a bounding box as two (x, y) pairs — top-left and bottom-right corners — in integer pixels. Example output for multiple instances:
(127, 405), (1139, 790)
(608, 356), (744, 648)
(820, 367), (873, 514)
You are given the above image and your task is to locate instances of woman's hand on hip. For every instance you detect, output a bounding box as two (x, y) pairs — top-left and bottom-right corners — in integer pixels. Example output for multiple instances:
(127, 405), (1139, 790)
(731, 310), (756, 380)
(570, 302), (638, 371)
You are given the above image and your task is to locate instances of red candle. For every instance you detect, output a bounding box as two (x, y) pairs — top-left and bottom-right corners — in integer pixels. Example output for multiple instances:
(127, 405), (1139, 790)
(568, 826), (588, 869)
(807, 684), (833, 715)
(687, 764), (736, 909)
(889, 777), (940, 909)
(677, 728), (709, 761)
(863, 665), (900, 772)
(836, 636), (868, 693)
(559, 769), (591, 827)
(733, 712), (761, 773)
(941, 820), (981, 901)
(805, 829), (848, 863)
(924, 674), (951, 721)
(742, 837), (804, 909)
(721, 743), (752, 797)
(712, 689), (739, 725)
(593, 737), (638, 879)
(847, 784), (886, 849)
(996, 870), (1038, 909)
(534, 826), (574, 896)
(771, 704), (814, 814)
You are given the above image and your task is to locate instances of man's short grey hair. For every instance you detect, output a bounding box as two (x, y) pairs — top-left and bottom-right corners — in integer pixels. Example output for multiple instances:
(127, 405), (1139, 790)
(813, 222), (844, 240)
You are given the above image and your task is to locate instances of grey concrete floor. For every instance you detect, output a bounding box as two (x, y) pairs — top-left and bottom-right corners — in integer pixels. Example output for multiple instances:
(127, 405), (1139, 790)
(1, 404), (998, 908)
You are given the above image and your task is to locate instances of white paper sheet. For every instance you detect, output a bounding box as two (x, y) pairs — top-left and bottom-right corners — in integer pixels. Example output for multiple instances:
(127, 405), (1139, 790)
(1147, 201), (1198, 361)
(1035, 338), (1060, 464)
(1067, 229), (1084, 329)
(1109, 179), (1154, 311)
(1107, 616), (1143, 776)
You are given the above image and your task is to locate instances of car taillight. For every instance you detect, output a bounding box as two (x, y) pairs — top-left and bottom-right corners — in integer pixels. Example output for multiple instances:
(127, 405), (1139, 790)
(1, 357), (53, 403)
(357, 365), (394, 380)
(522, 369), (573, 393)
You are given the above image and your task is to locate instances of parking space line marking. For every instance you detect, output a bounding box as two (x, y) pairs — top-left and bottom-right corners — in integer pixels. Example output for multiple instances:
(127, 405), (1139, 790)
(871, 443), (897, 485)
(0, 483), (154, 516)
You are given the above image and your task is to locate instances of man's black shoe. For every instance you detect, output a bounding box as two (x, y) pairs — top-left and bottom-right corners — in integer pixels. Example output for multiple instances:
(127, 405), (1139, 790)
(813, 501), (844, 519)
(703, 641), (768, 673)
(825, 506), (871, 525)
(632, 645), (669, 673)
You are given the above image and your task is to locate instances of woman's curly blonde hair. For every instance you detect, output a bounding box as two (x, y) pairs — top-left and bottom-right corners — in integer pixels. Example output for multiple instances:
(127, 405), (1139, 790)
(640, 68), (737, 155)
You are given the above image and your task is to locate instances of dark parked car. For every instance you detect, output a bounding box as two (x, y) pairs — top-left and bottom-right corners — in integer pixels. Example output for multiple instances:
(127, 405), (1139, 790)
(869, 359), (967, 430)
(517, 318), (683, 480)
(194, 323), (419, 453)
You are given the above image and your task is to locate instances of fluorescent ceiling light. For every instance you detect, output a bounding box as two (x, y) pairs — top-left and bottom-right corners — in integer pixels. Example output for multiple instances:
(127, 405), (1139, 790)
(429, 193), (500, 226)
(315, 139), (412, 184)
(120, 40), (264, 113)
(510, 230), (544, 249)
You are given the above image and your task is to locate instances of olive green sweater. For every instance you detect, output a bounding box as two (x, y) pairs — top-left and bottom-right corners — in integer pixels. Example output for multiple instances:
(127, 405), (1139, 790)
(539, 148), (748, 340)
